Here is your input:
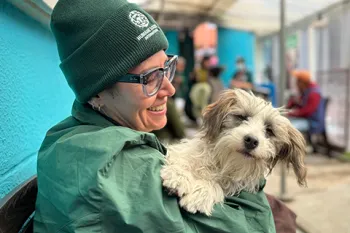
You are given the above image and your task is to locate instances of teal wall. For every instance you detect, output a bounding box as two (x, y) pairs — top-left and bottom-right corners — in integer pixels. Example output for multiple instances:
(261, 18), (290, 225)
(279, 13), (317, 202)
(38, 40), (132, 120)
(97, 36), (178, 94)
(0, 1), (74, 198)
(217, 28), (255, 87)
(164, 30), (179, 55)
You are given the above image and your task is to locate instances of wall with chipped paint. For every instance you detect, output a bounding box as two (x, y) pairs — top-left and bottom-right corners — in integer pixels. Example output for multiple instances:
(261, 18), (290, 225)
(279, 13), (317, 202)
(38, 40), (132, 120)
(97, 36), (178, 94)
(0, 1), (74, 198)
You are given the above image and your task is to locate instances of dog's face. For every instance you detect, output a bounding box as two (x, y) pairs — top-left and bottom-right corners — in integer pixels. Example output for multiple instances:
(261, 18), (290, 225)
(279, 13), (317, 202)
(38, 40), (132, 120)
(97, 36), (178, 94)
(202, 89), (307, 186)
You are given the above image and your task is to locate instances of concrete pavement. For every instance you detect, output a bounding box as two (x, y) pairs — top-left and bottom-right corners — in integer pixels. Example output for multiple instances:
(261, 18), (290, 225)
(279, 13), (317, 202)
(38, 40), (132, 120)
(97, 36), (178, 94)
(265, 155), (350, 233)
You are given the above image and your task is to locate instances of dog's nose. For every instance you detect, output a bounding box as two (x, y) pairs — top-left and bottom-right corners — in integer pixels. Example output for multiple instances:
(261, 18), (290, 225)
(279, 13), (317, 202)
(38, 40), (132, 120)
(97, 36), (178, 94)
(244, 135), (259, 150)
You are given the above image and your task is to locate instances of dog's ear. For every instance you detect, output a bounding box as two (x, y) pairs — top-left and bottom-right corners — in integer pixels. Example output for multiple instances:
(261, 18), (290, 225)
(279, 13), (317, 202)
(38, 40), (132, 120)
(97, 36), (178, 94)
(202, 90), (237, 142)
(278, 124), (307, 186)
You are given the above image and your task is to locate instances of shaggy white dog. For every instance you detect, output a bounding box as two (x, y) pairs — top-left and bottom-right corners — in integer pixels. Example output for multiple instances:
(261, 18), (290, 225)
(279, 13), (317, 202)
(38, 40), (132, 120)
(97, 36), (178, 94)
(161, 89), (307, 216)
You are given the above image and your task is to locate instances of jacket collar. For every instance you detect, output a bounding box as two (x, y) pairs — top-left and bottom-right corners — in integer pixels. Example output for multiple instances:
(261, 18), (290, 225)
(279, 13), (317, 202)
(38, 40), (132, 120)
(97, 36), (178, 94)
(71, 100), (167, 155)
(71, 100), (117, 128)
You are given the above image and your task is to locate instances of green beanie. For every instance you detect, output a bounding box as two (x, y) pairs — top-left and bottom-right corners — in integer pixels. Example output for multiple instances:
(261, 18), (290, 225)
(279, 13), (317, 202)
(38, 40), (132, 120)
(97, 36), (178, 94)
(51, 0), (169, 103)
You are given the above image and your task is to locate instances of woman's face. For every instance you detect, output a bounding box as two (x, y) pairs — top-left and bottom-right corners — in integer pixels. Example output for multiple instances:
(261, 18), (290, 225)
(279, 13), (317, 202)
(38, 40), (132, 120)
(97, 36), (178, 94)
(95, 51), (176, 132)
(202, 59), (211, 70)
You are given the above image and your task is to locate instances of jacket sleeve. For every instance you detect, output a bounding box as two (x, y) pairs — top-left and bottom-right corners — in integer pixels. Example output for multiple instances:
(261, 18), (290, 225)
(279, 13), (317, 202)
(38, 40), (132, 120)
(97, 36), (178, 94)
(288, 92), (321, 117)
(97, 146), (187, 233)
(286, 98), (295, 109)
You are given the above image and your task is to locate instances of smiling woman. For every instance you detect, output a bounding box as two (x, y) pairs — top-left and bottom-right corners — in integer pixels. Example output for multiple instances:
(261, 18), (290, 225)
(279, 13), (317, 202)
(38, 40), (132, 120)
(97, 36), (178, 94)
(33, 0), (181, 231)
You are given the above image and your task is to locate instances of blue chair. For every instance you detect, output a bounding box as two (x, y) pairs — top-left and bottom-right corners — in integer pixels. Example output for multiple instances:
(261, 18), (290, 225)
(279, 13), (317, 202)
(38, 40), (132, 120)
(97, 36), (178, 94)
(309, 97), (332, 157)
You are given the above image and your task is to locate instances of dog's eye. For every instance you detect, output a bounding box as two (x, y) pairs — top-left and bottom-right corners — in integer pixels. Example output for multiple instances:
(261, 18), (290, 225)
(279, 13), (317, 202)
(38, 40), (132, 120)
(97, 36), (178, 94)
(266, 127), (274, 138)
(235, 115), (248, 121)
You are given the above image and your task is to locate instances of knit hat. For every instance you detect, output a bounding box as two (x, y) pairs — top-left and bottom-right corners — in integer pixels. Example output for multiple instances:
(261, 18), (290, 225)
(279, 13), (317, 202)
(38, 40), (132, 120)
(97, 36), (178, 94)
(292, 70), (311, 84)
(51, 0), (169, 103)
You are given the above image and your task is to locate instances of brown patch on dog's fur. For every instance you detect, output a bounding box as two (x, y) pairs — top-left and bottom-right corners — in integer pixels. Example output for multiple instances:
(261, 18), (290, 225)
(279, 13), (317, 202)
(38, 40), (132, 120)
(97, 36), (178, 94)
(202, 90), (237, 142)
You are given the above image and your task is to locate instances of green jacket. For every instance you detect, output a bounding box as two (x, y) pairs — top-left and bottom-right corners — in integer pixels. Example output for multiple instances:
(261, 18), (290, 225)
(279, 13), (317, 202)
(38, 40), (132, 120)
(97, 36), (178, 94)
(34, 100), (276, 233)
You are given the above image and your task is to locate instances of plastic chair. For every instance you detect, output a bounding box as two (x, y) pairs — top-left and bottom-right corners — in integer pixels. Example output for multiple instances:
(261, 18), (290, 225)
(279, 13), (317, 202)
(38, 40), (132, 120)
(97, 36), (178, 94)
(0, 176), (37, 233)
(310, 97), (332, 157)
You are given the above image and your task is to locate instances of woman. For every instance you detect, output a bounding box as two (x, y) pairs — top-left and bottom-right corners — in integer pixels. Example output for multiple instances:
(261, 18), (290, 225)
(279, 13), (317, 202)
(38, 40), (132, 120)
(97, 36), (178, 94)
(230, 57), (253, 90)
(188, 56), (213, 121)
(194, 55), (211, 83)
(208, 66), (225, 103)
(34, 0), (276, 232)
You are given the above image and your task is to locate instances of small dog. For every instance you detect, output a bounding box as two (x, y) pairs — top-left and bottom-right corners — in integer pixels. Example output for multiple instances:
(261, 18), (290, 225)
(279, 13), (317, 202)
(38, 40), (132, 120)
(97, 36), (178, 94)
(161, 89), (307, 216)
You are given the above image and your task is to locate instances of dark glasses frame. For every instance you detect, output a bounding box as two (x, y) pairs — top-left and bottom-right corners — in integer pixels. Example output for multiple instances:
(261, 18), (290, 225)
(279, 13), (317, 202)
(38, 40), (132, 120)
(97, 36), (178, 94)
(116, 55), (178, 96)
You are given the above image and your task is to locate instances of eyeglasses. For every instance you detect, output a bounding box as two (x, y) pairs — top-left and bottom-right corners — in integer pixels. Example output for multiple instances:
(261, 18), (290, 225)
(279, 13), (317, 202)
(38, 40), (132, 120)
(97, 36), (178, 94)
(116, 55), (178, 97)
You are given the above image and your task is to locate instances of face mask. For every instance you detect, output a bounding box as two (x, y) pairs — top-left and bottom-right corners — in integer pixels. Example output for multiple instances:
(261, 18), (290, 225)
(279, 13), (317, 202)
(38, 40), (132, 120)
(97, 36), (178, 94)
(237, 63), (245, 70)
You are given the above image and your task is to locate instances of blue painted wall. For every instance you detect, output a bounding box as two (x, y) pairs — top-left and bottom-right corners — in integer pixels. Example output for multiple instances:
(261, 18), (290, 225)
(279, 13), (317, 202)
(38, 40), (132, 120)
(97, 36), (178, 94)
(164, 30), (179, 55)
(217, 28), (255, 87)
(0, 2), (74, 198)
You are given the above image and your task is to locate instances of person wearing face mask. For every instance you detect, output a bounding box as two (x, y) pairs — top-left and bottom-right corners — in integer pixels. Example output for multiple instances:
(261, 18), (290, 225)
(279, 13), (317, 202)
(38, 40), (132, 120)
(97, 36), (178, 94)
(230, 57), (253, 90)
(34, 0), (277, 232)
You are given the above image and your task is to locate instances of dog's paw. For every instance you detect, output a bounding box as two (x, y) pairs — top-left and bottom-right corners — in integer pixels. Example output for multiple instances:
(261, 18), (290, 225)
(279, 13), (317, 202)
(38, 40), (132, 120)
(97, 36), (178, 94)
(179, 196), (213, 216)
(179, 186), (224, 216)
(160, 166), (192, 197)
(160, 166), (186, 196)
(161, 165), (224, 216)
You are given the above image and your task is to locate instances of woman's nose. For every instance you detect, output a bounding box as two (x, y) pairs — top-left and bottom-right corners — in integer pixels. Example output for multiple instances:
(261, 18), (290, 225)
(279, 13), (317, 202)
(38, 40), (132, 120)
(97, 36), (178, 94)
(159, 76), (175, 97)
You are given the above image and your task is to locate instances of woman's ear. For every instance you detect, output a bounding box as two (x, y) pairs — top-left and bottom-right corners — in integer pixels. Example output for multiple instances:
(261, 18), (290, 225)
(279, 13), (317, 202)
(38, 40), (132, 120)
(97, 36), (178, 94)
(88, 94), (103, 109)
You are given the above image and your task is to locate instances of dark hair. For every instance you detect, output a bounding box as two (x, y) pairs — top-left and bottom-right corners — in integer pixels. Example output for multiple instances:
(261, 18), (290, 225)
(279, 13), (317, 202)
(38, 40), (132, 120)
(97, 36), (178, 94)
(201, 55), (211, 68)
(209, 67), (224, 78)
(236, 57), (245, 63)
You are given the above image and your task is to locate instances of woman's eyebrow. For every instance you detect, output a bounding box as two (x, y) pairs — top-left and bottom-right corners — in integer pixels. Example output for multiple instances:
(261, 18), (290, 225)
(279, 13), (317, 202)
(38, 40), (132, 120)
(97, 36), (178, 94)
(139, 65), (162, 74)
(138, 57), (167, 74)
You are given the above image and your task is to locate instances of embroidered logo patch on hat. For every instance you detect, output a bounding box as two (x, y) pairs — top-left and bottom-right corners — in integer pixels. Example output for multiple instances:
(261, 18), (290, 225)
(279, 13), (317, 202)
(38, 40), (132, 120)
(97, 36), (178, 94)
(129, 10), (149, 28)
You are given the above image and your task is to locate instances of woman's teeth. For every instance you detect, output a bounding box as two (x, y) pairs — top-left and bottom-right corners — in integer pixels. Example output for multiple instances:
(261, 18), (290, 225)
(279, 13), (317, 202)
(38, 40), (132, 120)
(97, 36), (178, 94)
(148, 104), (166, 112)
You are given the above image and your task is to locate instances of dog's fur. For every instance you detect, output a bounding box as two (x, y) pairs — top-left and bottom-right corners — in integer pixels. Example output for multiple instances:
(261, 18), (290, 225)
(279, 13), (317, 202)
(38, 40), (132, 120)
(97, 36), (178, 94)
(161, 89), (307, 216)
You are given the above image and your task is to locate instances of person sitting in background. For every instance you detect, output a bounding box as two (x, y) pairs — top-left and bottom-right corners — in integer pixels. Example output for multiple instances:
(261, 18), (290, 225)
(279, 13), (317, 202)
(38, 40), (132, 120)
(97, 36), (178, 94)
(189, 56), (212, 121)
(194, 55), (211, 83)
(189, 81), (212, 121)
(287, 70), (325, 134)
(230, 57), (253, 90)
(172, 56), (186, 99)
(153, 96), (186, 143)
(208, 66), (225, 103)
(184, 56), (211, 124)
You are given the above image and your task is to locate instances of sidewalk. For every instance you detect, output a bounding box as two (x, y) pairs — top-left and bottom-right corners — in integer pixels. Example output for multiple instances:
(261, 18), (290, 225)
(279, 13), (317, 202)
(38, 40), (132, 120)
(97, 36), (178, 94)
(265, 155), (350, 233)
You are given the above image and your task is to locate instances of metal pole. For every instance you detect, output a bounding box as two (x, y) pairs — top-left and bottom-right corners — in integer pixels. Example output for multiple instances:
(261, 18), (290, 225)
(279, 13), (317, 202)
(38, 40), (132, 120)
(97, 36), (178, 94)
(345, 70), (350, 151)
(279, 0), (292, 202)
